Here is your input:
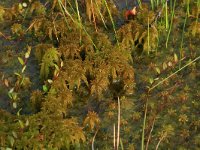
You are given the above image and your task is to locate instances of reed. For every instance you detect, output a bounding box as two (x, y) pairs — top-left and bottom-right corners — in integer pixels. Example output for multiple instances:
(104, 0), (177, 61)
(165, 1), (169, 30)
(102, 0), (119, 45)
(193, 0), (200, 36)
(75, 0), (82, 44)
(166, 0), (176, 48)
(117, 97), (121, 150)
(186, 0), (190, 16)
(150, 0), (154, 10)
(141, 97), (148, 150)
(179, 13), (187, 68)
(95, 0), (108, 30)
(147, 17), (150, 55)
(137, 0), (142, 9)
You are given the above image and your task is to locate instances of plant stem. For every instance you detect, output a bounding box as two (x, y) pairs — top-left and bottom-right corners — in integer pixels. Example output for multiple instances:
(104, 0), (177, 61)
(165, 1), (169, 30)
(149, 55), (200, 92)
(114, 123), (116, 150)
(102, 0), (119, 46)
(193, 0), (200, 36)
(147, 17), (150, 55)
(187, 0), (190, 16)
(95, 0), (108, 30)
(166, 0), (176, 48)
(145, 117), (156, 150)
(150, 0), (154, 10)
(75, 0), (82, 44)
(117, 97), (121, 150)
(92, 128), (99, 150)
(120, 139), (124, 150)
(155, 133), (166, 150)
(137, 0), (142, 9)
(141, 97), (148, 150)
(179, 13), (187, 68)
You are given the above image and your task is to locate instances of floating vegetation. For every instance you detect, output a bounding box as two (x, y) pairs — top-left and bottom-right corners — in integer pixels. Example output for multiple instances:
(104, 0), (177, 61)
(0, 0), (199, 149)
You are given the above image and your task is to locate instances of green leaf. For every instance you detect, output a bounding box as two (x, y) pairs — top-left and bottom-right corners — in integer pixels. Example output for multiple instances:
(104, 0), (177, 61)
(17, 108), (22, 116)
(8, 136), (15, 147)
(22, 65), (26, 73)
(13, 102), (17, 109)
(25, 119), (29, 126)
(18, 120), (24, 129)
(25, 46), (31, 58)
(12, 131), (18, 138)
(43, 85), (48, 92)
(174, 53), (178, 62)
(14, 72), (21, 77)
(54, 64), (59, 71)
(47, 79), (53, 84)
(12, 93), (17, 100)
(163, 62), (167, 70)
(18, 57), (24, 65)
(149, 78), (154, 85)
(155, 67), (161, 74)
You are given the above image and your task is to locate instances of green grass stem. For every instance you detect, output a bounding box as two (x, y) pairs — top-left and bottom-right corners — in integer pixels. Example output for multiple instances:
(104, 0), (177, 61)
(58, 0), (70, 30)
(137, 0), (142, 9)
(165, 1), (169, 30)
(150, 0), (154, 10)
(166, 0), (176, 48)
(95, 0), (108, 30)
(147, 17), (150, 55)
(149, 55), (200, 92)
(179, 13), (187, 68)
(193, 0), (200, 36)
(187, 0), (190, 16)
(141, 97), (148, 150)
(102, 0), (119, 46)
(75, 0), (82, 44)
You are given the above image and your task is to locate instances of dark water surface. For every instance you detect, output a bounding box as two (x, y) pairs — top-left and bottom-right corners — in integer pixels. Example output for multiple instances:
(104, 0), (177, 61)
(113, 0), (150, 10)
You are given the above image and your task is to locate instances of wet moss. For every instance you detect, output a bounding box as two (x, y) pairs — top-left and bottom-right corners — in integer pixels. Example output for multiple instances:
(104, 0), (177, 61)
(0, 0), (199, 149)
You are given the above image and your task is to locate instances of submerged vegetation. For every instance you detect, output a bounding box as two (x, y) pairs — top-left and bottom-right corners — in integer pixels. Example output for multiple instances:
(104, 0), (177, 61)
(0, 0), (199, 149)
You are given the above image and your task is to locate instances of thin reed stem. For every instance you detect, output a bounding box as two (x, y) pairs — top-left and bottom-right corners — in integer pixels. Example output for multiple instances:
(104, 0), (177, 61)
(102, 0), (119, 46)
(166, 0), (176, 48)
(150, 0), (154, 10)
(147, 17), (150, 55)
(95, 0), (108, 30)
(92, 128), (99, 150)
(114, 123), (116, 150)
(155, 133), (166, 150)
(149, 56), (200, 92)
(145, 117), (156, 150)
(165, 1), (169, 30)
(141, 97), (148, 150)
(179, 13), (187, 68)
(137, 0), (142, 9)
(75, 0), (82, 44)
(117, 97), (121, 150)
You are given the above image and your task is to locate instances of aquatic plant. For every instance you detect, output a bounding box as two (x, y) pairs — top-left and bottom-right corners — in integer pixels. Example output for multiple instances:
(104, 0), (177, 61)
(0, 0), (199, 149)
